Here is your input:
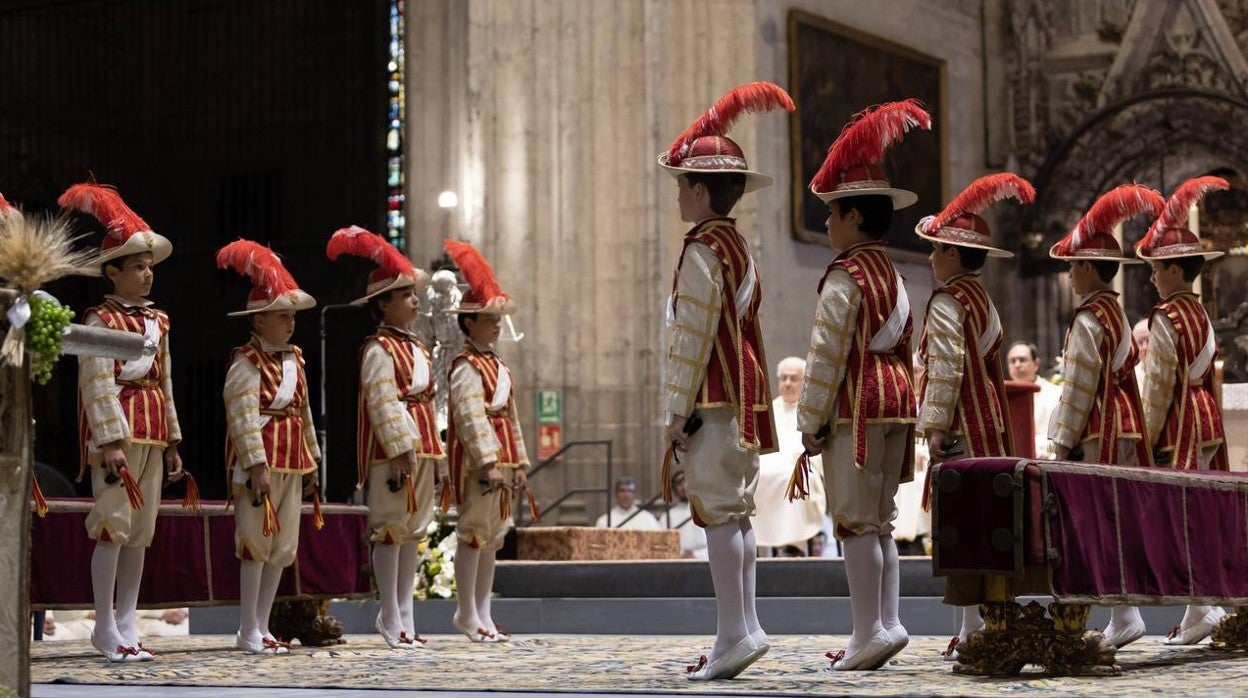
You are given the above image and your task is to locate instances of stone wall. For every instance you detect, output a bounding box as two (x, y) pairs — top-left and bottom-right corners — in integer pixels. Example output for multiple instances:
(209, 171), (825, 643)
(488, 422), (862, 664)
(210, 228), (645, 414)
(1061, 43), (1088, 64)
(405, 0), (990, 521)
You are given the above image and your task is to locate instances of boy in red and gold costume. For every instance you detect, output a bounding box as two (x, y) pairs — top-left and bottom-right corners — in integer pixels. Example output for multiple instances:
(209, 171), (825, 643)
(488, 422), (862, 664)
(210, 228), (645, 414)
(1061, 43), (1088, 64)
(1135, 177), (1231, 645)
(442, 239), (530, 644)
(328, 226), (442, 649)
(913, 173), (1034, 660)
(62, 183), (186, 662)
(658, 82), (792, 681)
(795, 101), (930, 671)
(1048, 183), (1165, 648)
(218, 240), (320, 655)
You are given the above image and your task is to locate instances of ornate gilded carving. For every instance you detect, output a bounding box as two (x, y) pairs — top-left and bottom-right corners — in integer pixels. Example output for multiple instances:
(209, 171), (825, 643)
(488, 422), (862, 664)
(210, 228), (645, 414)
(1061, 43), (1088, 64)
(1211, 606), (1248, 650)
(268, 599), (345, 647)
(954, 601), (1119, 677)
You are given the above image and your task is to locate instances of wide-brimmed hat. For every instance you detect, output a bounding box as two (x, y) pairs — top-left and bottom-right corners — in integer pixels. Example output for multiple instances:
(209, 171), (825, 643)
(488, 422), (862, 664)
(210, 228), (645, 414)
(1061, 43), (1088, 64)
(809, 100), (931, 209)
(216, 239), (316, 316)
(443, 239), (515, 315)
(59, 183), (172, 265)
(1049, 184), (1164, 263)
(1135, 176), (1228, 262)
(914, 173), (1035, 259)
(326, 225), (430, 305)
(658, 82), (794, 194)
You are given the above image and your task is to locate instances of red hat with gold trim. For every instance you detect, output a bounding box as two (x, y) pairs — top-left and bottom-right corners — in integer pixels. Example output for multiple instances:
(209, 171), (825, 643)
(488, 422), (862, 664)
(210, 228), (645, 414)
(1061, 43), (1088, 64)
(1049, 184), (1164, 263)
(658, 82), (795, 193)
(326, 225), (430, 305)
(57, 183), (172, 265)
(216, 239), (315, 316)
(0, 190), (21, 226)
(443, 239), (515, 315)
(1135, 176), (1228, 261)
(914, 173), (1035, 259)
(810, 99), (931, 209)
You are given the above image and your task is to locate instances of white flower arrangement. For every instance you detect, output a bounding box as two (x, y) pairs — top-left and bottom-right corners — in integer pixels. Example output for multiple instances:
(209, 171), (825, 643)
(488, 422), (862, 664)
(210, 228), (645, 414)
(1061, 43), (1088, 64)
(414, 514), (457, 599)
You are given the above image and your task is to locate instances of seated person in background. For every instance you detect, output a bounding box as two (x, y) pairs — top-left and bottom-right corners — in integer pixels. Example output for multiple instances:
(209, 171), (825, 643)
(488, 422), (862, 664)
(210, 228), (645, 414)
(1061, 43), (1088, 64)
(808, 531), (827, 558)
(665, 470), (708, 559)
(595, 476), (661, 530)
(43, 608), (188, 641)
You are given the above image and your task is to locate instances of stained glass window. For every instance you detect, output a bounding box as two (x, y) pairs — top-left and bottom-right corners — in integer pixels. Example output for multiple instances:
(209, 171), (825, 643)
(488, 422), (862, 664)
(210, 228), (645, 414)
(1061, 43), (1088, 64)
(386, 0), (406, 249)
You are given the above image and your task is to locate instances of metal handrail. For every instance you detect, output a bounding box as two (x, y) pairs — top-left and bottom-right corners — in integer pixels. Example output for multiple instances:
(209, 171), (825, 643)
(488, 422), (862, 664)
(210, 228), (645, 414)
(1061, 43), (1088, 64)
(615, 490), (692, 529)
(516, 439), (613, 526)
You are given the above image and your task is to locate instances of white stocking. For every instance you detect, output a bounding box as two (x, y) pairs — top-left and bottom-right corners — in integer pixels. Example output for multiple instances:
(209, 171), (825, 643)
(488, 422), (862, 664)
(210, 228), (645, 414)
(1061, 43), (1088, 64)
(90, 542), (125, 648)
(476, 551), (498, 632)
(1182, 605), (1216, 629)
(1107, 605), (1144, 635)
(257, 563), (284, 639)
(372, 543), (401, 635)
(959, 605), (984, 641)
(879, 535), (903, 635)
(705, 522), (748, 658)
(237, 559), (264, 644)
(842, 534), (885, 655)
(397, 542), (420, 635)
(739, 518), (761, 636)
(114, 545), (146, 646)
(453, 542), (482, 631)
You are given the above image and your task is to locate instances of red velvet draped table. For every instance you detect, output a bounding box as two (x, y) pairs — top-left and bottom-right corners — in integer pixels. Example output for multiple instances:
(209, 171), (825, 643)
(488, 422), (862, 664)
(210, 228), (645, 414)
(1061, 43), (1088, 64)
(30, 499), (373, 609)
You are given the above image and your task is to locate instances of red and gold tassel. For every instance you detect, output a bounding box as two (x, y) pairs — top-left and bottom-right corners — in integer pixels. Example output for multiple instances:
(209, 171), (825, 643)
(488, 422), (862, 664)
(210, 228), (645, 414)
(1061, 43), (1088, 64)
(119, 466), (145, 509)
(181, 472), (201, 513)
(660, 446), (676, 503)
(262, 493), (281, 538)
(525, 486), (541, 522)
(404, 475), (418, 515)
(499, 488), (512, 520)
(785, 452), (811, 502)
(438, 478), (454, 513)
(32, 476), (49, 518)
(920, 467), (934, 512)
(311, 484), (325, 531)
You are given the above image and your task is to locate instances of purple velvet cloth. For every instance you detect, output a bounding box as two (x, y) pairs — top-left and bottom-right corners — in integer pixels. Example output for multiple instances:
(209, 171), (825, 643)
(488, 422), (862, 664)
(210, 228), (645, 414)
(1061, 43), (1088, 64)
(31, 499), (373, 609)
(932, 457), (1248, 605)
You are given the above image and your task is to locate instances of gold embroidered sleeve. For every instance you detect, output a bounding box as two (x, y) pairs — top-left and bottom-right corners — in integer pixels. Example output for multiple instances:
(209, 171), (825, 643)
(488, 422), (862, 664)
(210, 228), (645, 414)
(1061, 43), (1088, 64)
(161, 331), (182, 444)
(222, 356), (266, 469)
(510, 406), (530, 467)
(1140, 311), (1178, 447)
(450, 360), (501, 468)
(1049, 311), (1104, 450)
(78, 312), (129, 446)
(665, 243), (722, 419)
(797, 268), (860, 434)
(362, 341), (417, 460)
(918, 292), (965, 437)
(301, 399), (321, 465)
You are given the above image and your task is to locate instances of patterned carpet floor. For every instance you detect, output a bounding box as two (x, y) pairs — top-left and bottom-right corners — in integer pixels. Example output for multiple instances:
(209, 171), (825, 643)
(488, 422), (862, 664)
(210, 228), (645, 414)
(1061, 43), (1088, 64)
(32, 634), (1248, 696)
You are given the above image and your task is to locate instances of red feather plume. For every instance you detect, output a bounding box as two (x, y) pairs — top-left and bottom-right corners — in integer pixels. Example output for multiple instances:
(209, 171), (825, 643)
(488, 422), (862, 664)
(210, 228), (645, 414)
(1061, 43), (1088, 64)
(1072, 184), (1164, 247)
(215, 239), (300, 297)
(326, 225), (416, 277)
(665, 82), (795, 165)
(810, 99), (931, 192)
(57, 183), (151, 238)
(443, 239), (507, 305)
(0, 191), (13, 212)
(927, 173), (1035, 232)
(1136, 176), (1229, 251)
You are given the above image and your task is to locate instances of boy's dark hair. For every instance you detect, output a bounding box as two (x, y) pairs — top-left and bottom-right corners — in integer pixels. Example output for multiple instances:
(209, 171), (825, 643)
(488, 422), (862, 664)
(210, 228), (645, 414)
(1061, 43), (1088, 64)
(1090, 260), (1120, 283)
(367, 288), (404, 321)
(101, 253), (142, 290)
(937, 242), (988, 271)
(833, 195), (893, 239)
(1008, 340), (1039, 362)
(683, 172), (747, 217)
(457, 312), (479, 336)
(1161, 256), (1204, 283)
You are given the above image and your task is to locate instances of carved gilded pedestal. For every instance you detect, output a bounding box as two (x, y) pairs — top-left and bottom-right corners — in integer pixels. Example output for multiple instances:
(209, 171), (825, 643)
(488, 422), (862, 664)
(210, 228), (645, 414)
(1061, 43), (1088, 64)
(268, 599), (345, 647)
(1211, 606), (1248, 651)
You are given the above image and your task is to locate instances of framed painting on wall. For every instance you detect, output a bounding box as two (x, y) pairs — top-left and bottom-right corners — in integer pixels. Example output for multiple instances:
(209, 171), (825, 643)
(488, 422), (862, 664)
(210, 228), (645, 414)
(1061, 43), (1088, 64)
(788, 9), (948, 255)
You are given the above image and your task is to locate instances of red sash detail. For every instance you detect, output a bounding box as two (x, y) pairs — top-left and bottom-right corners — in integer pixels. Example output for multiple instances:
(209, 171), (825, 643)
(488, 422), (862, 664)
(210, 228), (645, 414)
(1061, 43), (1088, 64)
(447, 344), (523, 505)
(669, 218), (777, 454)
(824, 243), (915, 474)
(355, 328), (445, 486)
(916, 274), (1012, 458)
(77, 300), (171, 478)
(1076, 290), (1153, 467)
(1153, 293), (1226, 470)
(224, 342), (316, 477)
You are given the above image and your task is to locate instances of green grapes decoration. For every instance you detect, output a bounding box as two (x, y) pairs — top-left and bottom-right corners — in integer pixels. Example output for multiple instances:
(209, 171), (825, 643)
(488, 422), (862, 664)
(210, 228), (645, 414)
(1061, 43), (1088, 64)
(24, 292), (74, 384)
